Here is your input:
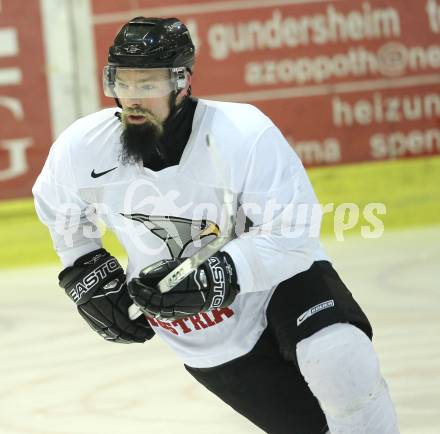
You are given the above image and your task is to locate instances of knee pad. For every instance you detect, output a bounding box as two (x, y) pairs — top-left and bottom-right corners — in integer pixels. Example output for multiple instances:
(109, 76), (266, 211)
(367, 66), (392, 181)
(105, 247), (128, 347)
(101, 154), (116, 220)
(296, 323), (383, 416)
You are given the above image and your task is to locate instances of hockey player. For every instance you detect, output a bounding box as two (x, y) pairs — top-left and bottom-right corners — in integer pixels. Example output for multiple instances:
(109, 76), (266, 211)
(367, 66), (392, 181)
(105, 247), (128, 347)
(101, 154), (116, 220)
(32, 17), (399, 434)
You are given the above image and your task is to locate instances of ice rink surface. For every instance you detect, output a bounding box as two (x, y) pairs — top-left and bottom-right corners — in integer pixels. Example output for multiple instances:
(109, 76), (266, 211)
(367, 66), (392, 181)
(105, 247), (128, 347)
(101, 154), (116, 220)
(1, 225), (439, 434)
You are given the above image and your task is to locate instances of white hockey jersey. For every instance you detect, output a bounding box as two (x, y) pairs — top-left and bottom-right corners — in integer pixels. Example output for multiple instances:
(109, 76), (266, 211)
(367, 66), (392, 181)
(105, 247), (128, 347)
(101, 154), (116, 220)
(32, 99), (329, 368)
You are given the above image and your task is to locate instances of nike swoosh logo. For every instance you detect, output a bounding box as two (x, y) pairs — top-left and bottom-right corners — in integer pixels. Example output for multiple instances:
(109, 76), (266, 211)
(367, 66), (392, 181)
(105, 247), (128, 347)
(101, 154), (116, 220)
(91, 167), (117, 178)
(297, 311), (310, 326)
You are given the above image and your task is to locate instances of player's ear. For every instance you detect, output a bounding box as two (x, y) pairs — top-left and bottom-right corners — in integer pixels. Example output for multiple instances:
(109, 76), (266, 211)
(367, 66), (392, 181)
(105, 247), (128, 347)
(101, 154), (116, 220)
(179, 71), (192, 98)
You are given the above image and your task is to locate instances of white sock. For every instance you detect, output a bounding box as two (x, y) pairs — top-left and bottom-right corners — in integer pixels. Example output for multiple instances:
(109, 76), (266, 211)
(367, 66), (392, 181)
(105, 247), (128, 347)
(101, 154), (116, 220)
(296, 323), (399, 434)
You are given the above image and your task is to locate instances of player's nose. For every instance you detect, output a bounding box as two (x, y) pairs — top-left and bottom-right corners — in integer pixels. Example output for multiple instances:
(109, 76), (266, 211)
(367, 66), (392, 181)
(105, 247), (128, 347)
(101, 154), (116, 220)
(126, 100), (142, 108)
(126, 101), (147, 112)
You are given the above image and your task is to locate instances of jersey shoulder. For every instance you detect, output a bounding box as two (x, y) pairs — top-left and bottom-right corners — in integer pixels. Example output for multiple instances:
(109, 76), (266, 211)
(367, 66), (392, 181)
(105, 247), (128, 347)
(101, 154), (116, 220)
(183, 100), (282, 190)
(194, 99), (276, 165)
(198, 99), (273, 140)
(61, 107), (120, 151)
(49, 108), (121, 165)
(39, 108), (121, 186)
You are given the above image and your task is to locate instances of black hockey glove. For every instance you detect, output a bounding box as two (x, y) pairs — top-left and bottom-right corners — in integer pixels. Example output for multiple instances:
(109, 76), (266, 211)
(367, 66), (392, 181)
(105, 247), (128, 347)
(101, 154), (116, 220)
(128, 252), (240, 321)
(58, 248), (154, 343)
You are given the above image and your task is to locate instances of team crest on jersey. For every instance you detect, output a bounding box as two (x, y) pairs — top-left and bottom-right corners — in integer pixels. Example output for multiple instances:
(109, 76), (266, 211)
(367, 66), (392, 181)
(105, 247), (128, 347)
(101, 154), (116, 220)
(121, 213), (220, 257)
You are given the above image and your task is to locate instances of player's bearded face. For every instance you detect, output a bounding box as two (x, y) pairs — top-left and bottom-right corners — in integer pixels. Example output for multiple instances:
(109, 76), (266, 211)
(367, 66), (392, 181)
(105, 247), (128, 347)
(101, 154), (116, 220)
(119, 106), (165, 165)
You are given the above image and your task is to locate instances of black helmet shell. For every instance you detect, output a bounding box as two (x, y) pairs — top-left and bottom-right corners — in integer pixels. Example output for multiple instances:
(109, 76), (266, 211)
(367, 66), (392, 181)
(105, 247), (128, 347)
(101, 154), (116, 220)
(108, 17), (195, 69)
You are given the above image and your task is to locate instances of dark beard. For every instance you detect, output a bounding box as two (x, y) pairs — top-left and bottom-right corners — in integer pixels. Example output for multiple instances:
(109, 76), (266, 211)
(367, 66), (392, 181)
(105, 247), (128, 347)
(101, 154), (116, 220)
(119, 121), (165, 166)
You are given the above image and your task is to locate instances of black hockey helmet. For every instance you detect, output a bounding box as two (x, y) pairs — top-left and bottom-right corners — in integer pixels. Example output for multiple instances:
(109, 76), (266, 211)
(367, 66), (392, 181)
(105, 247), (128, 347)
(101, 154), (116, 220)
(108, 17), (195, 70)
